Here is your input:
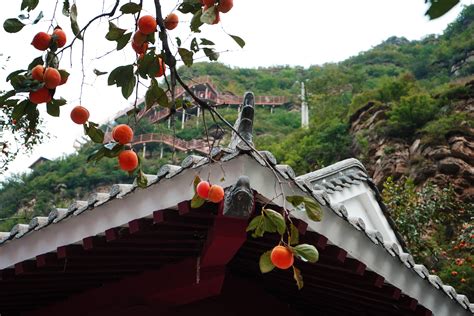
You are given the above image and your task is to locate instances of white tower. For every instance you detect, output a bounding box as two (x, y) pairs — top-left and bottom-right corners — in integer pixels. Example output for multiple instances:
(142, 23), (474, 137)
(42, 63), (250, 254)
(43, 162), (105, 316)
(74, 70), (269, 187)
(301, 82), (309, 128)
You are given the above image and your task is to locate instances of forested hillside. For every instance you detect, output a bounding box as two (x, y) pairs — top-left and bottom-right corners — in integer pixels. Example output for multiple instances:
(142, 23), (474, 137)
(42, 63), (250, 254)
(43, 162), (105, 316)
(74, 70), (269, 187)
(0, 4), (473, 298)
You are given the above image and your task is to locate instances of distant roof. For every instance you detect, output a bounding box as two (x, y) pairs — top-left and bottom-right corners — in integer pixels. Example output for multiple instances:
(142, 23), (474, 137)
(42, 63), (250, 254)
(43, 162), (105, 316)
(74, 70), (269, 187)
(28, 156), (50, 170)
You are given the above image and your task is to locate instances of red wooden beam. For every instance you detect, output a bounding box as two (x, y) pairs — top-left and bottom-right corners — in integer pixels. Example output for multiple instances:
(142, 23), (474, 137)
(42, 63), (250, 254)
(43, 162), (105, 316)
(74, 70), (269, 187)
(400, 294), (419, 311)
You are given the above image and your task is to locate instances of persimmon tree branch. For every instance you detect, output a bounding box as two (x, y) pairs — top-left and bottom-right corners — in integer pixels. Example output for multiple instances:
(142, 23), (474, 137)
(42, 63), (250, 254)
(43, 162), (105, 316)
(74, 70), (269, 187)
(56, 0), (121, 55)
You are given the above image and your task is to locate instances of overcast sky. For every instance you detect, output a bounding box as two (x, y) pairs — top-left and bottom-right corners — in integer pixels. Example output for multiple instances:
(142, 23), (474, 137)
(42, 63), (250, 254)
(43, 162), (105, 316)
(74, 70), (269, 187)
(0, 0), (472, 180)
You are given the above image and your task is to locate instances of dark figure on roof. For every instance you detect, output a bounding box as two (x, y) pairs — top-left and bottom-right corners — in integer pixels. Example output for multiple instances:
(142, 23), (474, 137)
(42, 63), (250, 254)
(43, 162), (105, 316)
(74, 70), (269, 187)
(223, 175), (254, 218)
(229, 91), (255, 150)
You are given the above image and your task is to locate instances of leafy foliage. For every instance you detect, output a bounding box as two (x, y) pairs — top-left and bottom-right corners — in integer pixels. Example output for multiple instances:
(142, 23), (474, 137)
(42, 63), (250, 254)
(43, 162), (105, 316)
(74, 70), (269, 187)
(382, 177), (473, 298)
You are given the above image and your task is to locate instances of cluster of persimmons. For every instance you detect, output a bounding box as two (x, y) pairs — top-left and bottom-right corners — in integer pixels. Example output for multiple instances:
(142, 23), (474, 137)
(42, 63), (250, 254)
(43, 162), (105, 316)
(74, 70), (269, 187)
(29, 28), (68, 104)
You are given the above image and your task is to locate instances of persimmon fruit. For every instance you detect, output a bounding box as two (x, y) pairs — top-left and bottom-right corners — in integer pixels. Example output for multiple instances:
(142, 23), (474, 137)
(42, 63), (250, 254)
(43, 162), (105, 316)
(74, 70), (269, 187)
(164, 13), (179, 30)
(59, 70), (69, 85)
(52, 27), (67, 47)
(118, 150), (139, 172)
(70, 106), (90, 124)
(155, 57), (166, 77)
(196, 181), (210, 199)
(29, 87), (52, 104)
(202, 0), (215, 6)
(43, 68), (61, 89)
(31, 65), (45, 81)
(132, 41), (148, 54)
(218, 0), (233, 13)
(112, 124), (134, 145)
(132, 31), (147, 46)
(271, 245), (294, 269)
(31, 32), (51, 51)
(138, 15), (157, 35)
(208, 184), (224, 203)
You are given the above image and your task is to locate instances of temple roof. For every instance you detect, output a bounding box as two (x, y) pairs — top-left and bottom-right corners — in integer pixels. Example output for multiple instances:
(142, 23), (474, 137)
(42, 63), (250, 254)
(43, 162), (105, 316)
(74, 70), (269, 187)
(0, 92), (471, 315)
(0, 146), (471, 315)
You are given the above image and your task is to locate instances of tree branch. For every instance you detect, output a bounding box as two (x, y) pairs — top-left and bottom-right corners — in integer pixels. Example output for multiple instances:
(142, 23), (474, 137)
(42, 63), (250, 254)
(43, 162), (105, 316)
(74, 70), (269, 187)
(56, 0), (121, 55)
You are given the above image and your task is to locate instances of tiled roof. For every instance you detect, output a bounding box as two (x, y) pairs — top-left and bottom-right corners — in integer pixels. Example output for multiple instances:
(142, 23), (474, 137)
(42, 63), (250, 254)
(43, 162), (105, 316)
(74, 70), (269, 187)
(0, 148), (472, 314)
(295, 158), (408, 250)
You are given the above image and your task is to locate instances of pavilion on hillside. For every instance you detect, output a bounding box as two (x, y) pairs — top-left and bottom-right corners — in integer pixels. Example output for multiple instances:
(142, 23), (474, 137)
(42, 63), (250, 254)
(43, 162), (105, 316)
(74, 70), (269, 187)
(0, 92), (472, 316)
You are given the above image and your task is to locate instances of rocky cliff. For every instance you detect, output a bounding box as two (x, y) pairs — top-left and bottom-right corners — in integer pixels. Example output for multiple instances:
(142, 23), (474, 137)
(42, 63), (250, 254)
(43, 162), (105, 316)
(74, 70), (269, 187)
(350, 82), (474, 202)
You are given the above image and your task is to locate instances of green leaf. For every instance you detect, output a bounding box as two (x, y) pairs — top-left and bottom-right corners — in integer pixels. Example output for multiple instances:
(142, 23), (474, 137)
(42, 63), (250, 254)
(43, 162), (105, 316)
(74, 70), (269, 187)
(246, 215), (266, 238)
(116, 32), (132, 51)
(259, 251), (275, 273)
(426, 0), (459, 19)
(178, 48), (194, 67)
(289, 223), (299, 245)
(103, 142), (124, 157)
(62, 0), (70, 17)
(304, 198), (323, 222)
(292, 266), (304, 290)
(200, 38), (214, 46)
(46, 52), (59, 68)
(200, 5), (217, 25)
(33, 11), (43, 24)
(21, 0), (39, 12)
(122, 75), (136, 99)
(0, 90), (16, 105)
(93, 69), (107, 76)
(263, 209), (286, 235)
(120, 2), (142, 14)
(70, 4), (83, 40)
(190, 10), (203, 32)
(179, 0), (202, 14)
(286, 195), (304, 207)
(190, 38), (199, 52)
(46, 101), (60, 117)
(105, 22), (126, 41)
(108, 65), (136, 99)
(246, 215), (262, 232)
(229, 34), (245, 48)
(137, 169), (148, 188)
(193, 176), (201, 191)
(85, 122), (105, 144)
(28, 57), (43, 70)
(191, 193), (205, 208)
(12, 100), (29, 120)
(203, 48), (219, 61)
(87, 147), (106, 163)
(144, 78), (168, 109)
(58, 69), (69, 82)
(3, 18), (25, 33)
(137, 51), (159, 79)
(50, 97), (67, 107)
(7, 70), (27, 82)
(286, 195), (323, 222)
(292, 244), (319, 263)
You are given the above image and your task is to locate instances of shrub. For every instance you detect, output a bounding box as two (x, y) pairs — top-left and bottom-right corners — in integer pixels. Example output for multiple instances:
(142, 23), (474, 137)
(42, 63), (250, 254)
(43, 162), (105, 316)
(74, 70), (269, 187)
(386, 93), (438, 138)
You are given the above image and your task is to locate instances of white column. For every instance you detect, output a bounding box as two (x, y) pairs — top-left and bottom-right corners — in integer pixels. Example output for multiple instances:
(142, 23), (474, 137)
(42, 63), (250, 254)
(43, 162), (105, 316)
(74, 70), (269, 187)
(181, 109), (185, 130)
(301, 82), (309, 128)
(160, 145), (164, 159)
(196, 107), (200, 127)
(142, 143), (146, 158)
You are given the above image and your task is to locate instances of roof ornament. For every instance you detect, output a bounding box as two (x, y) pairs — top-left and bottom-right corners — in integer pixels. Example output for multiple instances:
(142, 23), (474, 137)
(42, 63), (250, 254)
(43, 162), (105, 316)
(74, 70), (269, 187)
(223, 175), (254, 218)
(228, 91), (255, 151)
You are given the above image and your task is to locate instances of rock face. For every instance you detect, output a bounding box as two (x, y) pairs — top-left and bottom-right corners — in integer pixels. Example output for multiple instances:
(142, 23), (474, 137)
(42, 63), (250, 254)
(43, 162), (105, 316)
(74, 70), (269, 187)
(349, 96), (474, 202)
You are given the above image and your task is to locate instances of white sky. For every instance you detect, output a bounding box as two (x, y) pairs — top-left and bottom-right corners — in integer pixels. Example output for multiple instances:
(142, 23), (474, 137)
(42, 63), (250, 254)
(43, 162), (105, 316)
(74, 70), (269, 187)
(0, 0), (472, 180)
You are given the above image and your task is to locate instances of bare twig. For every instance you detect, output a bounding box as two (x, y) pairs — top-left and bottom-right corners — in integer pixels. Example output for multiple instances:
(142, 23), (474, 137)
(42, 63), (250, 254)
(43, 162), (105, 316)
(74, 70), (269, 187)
(56, 0), (121, 56)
